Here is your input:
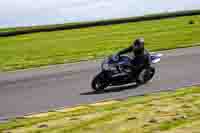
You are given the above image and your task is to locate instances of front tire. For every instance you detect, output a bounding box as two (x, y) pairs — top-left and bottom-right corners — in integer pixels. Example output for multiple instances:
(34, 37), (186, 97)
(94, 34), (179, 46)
(136, 67), (155, 84)
(91, 72), (109, 91)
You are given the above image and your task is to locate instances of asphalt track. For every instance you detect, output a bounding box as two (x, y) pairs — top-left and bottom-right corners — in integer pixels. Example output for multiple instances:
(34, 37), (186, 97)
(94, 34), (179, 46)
(0, 46), (200, 119)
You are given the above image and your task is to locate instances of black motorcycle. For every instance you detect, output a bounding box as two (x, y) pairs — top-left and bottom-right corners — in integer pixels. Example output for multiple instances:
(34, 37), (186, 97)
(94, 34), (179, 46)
(91, 53), (162, 91)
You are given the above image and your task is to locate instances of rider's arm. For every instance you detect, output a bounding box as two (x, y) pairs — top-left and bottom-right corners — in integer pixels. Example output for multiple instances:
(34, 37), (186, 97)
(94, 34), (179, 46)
(117, 46), (132, 56)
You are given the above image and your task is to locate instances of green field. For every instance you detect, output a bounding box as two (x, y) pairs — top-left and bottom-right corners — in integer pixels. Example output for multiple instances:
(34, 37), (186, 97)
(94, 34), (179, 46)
(0, 15), (200, 71)
(1, 10), (200, 36)
(1, 86), (200, 133)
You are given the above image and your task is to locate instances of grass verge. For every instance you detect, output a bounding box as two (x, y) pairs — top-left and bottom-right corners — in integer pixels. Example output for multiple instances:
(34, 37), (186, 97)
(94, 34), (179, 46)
(0, 15), (200, 71)
(1, 86), (200, 133)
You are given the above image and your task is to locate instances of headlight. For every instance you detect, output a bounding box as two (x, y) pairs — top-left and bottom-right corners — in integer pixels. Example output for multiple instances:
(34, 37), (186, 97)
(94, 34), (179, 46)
(101, 58), (109, 70)
(102, 63), (110, 70)
(102, 63), (117, 71)
(101, 57), (117, 71)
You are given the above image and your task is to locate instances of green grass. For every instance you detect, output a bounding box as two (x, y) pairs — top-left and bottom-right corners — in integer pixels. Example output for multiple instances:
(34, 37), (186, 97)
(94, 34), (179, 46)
(1, 9), (200, 36)
(0, 15), (200, 71)
(0, 22), (80, 34)
(1, 86), (200, 133)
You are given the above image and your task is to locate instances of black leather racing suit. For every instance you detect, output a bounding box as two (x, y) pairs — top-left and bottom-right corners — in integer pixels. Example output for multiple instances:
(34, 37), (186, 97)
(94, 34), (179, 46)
(117, 46), (151, 73)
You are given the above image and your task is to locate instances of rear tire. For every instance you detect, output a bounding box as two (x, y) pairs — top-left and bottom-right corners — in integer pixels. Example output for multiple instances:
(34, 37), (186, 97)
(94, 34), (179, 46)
(136, 67), (155, 84)
(91, 72), (109, 92)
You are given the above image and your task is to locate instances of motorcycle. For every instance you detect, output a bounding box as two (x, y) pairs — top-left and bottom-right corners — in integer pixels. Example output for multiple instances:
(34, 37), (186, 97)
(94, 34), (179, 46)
(91, 53), (162, 91)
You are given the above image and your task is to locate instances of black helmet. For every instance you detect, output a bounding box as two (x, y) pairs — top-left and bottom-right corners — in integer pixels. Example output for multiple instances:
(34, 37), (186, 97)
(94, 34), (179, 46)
(133, 38), (144, 51)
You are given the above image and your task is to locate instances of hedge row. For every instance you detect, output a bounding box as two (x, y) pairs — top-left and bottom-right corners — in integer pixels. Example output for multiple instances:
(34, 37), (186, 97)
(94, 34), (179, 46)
(1, 9), (200, 37)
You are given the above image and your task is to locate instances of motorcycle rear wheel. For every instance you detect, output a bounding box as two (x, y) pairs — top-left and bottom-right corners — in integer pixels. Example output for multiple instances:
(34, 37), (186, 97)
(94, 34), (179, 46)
(136, 67), (155, 84)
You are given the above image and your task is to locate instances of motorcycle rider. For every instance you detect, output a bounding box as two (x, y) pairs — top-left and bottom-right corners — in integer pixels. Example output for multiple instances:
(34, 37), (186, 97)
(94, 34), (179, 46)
(115, 38), (151, 74)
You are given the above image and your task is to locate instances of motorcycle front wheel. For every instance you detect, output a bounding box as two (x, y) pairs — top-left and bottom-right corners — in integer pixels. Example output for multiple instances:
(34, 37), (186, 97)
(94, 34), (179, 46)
(91, 71), (109, 91)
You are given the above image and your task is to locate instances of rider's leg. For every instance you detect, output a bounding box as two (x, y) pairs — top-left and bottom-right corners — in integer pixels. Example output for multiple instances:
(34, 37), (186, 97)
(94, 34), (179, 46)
(130, 60), (139, 76)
